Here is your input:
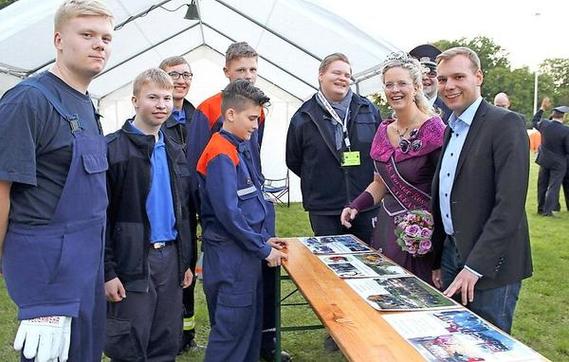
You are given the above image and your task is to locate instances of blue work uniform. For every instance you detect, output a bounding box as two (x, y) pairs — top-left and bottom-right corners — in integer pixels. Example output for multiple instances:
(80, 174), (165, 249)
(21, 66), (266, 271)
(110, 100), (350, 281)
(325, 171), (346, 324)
(1, 74), (107, 361)
(197, 130), (274, 362)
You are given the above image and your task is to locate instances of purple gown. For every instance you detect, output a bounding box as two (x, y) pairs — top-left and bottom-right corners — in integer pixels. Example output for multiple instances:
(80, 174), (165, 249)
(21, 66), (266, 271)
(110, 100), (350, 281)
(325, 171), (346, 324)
(369, 116), (445, 284)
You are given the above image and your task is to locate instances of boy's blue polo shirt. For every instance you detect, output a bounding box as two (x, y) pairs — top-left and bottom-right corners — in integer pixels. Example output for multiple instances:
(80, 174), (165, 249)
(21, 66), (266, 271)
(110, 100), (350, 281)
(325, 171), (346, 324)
(128, 121), (177, 242)
(172, 108), (186, 124)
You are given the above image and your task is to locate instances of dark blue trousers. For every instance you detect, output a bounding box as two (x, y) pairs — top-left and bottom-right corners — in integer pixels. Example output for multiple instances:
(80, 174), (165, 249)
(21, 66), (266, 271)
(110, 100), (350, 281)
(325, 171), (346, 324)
(441, 237), (521, 333)
(104, 244), (182, 361)
(203, 240), (263, 362)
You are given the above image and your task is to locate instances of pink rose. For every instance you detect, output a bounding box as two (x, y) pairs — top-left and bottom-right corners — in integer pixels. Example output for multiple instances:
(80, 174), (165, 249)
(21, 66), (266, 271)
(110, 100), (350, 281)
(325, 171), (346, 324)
(419, 239), (432, 253)
(420, 227), (432, 238)
(405, 225), (421, 237)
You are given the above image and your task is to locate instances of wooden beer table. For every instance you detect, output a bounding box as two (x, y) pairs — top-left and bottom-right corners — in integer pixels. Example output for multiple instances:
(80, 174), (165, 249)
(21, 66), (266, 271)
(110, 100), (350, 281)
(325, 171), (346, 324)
(274, 237), (548, 362)
(274, 237), (425, 362)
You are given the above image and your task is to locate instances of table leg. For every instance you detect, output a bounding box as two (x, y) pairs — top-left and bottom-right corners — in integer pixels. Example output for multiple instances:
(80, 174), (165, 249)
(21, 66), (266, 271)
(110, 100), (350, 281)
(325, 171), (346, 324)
(275, 265), (282, 362)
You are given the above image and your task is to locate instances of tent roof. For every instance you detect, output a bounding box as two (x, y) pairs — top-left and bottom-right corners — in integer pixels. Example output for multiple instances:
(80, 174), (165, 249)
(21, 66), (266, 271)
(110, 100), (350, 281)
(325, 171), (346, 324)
(0, 0), (399, 100)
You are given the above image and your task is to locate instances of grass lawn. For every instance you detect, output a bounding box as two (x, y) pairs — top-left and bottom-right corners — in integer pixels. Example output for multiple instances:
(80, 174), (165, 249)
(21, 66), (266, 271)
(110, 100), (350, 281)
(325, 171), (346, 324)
(0, 159), (567, 361)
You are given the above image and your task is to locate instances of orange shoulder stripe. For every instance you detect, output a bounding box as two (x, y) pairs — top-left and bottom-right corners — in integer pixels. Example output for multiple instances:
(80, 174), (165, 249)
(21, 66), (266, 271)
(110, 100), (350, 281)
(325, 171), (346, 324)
(196, 133), (239, 176)
(259, 108), (265, 125)
(197, 92), (222, 130)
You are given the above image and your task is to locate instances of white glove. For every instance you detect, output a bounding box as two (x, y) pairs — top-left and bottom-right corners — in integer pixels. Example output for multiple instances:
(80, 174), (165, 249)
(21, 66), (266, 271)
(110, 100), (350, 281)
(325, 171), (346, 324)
(14, 316), (72, 362)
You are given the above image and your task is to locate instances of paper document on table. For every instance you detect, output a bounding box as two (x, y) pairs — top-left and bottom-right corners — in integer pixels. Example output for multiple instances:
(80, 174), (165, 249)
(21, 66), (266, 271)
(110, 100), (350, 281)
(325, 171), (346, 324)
(299, 234), (373, 254)
(318, 253), (409, 278)
(384, 310), (544, 362)
(347, 276), (457, 311)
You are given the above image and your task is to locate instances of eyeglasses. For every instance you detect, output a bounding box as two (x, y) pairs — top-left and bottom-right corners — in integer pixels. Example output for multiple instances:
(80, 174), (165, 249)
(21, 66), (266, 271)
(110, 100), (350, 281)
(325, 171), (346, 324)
(384, 81), (412, 91)
(422, 66), (437, 78)
(168, 71), (193, 80)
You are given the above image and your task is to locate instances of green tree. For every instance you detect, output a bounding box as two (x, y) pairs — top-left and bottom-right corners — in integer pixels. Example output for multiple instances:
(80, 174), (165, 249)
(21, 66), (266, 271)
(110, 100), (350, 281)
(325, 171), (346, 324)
(540, 58), (569, 89)
(539, 58), (569, 107)
(0, 0), (18, 10)
(434, 36), (511, 70)
(369, 92), (392, 119)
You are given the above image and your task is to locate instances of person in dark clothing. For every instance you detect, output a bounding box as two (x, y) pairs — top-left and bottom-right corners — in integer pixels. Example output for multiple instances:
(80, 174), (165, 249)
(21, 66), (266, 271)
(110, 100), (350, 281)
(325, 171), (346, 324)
(104, 68), (193, 361)
(431, 47), (532, 334)
(563, 158), (569, 211)
(159, 55), (200, 353)
(0, 2), (114, 360)
(197, 80), (287, 362)
(532, 97), (569, 216)
(409, 44), (452, 124)
(286, 53), (381, 245)
(286, 53), (381, 353)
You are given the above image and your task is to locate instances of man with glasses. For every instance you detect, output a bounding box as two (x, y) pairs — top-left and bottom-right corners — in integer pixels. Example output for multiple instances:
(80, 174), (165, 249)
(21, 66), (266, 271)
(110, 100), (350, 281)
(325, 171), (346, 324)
(410, 44), (452, 124)
(159, 56), (200, 353)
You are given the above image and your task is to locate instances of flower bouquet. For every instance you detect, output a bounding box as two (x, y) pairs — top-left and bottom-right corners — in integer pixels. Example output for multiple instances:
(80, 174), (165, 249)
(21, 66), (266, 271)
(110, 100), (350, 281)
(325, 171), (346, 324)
(394, 209), (433, 256)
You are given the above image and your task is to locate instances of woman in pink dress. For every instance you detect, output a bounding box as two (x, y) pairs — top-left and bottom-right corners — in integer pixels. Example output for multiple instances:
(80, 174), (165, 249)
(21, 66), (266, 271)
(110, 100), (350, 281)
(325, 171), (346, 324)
(341, 53), (445, 284)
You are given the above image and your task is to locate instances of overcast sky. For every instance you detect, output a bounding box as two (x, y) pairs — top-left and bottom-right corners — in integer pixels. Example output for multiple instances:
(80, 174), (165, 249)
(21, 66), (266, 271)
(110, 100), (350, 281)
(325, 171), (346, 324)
(310, 0), (569, 69)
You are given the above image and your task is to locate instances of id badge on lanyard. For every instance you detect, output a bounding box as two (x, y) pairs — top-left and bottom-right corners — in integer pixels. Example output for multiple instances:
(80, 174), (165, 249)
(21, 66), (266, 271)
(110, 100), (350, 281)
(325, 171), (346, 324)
(341, 150), (361, 167)
(317, 91), (361, 167)
(340, 120), (360, 167)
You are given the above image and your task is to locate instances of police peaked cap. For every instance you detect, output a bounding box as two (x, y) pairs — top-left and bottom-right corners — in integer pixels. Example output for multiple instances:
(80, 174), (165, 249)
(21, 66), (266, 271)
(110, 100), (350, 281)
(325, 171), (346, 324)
(409, 44), (442, 67)
(553, 105), (569, 114)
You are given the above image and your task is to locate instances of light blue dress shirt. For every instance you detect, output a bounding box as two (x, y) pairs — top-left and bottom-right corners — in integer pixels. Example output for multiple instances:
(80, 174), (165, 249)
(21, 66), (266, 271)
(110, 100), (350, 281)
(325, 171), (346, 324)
(438, 97), (483, 277)
(438, 96), (483, 236)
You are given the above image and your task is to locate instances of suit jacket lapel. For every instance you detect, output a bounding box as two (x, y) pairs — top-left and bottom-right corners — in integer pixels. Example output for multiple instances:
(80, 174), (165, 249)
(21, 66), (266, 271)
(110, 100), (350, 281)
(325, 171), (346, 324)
(454, 100), (488, 181)
(431, 124), (453, 204)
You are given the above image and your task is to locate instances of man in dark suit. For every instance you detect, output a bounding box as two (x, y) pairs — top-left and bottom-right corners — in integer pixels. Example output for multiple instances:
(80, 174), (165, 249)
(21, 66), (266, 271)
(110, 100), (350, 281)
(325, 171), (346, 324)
(563, 159), (569, 211)
(410, 44), (452, 124)
(431, 47), (532, 334)
(532, 97), (569, 216)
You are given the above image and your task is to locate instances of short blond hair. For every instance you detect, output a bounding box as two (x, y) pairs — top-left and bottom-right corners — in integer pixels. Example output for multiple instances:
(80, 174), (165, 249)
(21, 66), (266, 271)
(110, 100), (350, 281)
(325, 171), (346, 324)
(54, 0), (114, 31)
(436, 47), (482, 73)
(319, 53), (351, 75)
(132, 68), (174, 97)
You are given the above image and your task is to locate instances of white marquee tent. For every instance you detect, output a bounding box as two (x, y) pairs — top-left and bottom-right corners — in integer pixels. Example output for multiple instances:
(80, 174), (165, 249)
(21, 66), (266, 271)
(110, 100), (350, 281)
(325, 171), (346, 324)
(0, 0), (400, 202)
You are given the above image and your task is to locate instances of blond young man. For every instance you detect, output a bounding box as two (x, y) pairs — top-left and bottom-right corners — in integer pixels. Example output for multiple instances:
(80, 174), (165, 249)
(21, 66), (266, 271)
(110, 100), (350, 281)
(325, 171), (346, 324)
(104, 68), (193, 361)
(0, 1), (113, 361)
(431, 47), (532, 333)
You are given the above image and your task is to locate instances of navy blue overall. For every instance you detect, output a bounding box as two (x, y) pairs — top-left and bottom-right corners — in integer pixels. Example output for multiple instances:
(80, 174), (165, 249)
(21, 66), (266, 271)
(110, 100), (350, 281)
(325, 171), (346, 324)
(199, 133), (274, 362)
(2, 79), (107, 361)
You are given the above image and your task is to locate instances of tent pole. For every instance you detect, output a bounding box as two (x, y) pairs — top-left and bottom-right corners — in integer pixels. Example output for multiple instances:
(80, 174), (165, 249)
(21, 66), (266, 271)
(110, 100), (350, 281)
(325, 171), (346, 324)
(212, 0), (322, 62)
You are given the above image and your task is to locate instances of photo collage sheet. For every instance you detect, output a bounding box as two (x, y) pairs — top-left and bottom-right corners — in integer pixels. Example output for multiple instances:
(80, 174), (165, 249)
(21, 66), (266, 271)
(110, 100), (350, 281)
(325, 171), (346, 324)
(298, 235), (543, 362)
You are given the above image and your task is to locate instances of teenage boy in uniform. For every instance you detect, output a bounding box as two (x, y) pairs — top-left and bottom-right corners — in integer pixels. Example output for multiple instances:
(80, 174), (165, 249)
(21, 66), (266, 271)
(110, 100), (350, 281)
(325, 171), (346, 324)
(103, 68), (193, 361)
(189, 41), (266, 171)
(197, 80), (287, 362)
(189, 41), (289, 360)
(0, 1), (113, 361)
(158, 55), (200, 352)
